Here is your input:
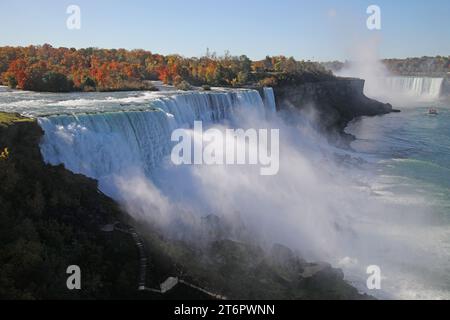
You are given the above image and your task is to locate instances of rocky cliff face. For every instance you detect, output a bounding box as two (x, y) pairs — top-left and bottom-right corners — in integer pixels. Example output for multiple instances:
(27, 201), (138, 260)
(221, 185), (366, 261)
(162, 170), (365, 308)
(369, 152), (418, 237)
(274, 77), (395, 137)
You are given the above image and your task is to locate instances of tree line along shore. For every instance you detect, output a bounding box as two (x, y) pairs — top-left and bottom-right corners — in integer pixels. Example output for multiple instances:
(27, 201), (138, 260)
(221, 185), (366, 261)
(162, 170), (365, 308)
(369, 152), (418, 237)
(0, 45), (334, 93)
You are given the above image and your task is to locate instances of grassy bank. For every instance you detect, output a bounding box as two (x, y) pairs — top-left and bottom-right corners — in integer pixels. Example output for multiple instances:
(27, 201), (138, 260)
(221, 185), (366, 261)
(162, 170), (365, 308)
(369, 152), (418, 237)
(0, 112), (34, 126)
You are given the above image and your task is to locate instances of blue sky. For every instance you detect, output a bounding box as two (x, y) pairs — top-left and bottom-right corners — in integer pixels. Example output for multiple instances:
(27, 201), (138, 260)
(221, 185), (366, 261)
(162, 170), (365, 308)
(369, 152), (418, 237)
(0, 0), (449, 61)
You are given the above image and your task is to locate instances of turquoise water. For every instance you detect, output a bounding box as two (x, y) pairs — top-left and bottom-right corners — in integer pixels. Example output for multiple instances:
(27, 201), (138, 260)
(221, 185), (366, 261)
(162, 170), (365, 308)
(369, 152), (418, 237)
(348, 105), (450, 220)
(346, 103), (450, 299)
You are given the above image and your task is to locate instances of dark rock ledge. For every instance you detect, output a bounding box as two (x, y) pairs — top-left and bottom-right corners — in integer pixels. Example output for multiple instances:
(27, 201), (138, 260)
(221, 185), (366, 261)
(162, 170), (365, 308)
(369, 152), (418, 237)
(273, 77), (400, 145)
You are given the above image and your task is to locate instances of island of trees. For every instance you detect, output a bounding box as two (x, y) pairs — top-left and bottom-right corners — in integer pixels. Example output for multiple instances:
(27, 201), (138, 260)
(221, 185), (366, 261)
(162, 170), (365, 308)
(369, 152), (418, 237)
(0, 44), (333, 92)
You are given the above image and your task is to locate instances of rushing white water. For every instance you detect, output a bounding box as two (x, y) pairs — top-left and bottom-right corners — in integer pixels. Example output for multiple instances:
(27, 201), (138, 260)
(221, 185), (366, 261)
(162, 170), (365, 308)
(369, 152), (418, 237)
(384, 77), (443, 100)
(38, 89), (267, 179)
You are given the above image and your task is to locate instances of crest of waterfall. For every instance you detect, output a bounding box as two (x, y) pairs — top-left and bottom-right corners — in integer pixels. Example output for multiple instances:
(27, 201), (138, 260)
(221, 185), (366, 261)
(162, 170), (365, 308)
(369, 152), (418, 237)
(384, 76), (443, 100)
(38, 89), (272, 180)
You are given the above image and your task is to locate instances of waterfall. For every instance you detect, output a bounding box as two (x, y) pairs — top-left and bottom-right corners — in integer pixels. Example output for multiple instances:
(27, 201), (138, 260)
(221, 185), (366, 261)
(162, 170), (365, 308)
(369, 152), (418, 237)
(38, 89), (272, 180)
(263, 87), (277, 115)
(385, 77), (443, 100)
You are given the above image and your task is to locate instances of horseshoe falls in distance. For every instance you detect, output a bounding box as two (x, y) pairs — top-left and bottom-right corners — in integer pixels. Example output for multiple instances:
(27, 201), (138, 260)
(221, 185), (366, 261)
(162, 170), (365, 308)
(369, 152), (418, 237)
(384, 76), (444, 100)
(37, 89), (276, 180)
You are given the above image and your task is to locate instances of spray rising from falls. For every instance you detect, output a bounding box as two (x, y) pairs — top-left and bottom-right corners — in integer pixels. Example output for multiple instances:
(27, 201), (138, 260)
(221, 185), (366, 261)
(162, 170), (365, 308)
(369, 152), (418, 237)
(333, 39), (444, 104)
(36, 87), (447, 299)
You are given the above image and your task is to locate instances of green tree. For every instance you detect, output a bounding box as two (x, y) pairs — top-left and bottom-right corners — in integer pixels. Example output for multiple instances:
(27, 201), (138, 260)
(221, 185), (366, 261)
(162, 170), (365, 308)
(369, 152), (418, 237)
(42, 72), (74, 92)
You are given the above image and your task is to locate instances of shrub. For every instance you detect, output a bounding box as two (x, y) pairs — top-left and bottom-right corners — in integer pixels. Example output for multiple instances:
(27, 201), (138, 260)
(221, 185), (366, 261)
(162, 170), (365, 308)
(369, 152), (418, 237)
(83, 77), (96, 90)
(41, 72), (74, 92)
(176, 80), (192, 91)
(0, 147), (9, 160)
(259, 77), (278, 87)
(4, 73), (17, 89)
